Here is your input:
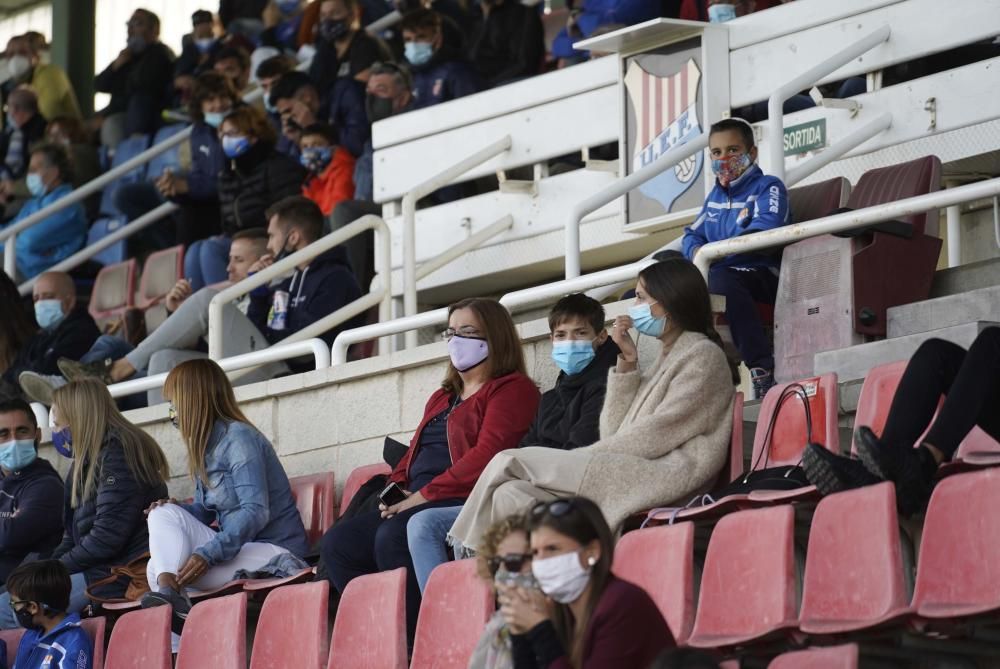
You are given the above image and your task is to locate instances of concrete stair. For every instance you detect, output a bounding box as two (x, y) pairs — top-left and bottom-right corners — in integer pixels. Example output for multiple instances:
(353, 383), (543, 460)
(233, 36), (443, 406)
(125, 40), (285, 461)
(887, 284), (1000, 338)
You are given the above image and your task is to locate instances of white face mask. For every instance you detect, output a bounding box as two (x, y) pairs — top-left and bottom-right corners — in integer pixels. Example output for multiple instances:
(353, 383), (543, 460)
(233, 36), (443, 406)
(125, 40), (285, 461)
(531, 550), (594, 604)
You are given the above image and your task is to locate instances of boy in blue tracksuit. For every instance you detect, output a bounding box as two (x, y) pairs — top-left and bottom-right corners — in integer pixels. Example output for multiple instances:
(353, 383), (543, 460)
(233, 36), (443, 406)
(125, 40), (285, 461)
(682, 118), (791, 399)
(6, 560), (92, 669)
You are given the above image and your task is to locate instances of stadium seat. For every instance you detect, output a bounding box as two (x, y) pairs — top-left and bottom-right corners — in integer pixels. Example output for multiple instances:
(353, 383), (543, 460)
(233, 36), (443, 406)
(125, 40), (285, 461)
(146, 124), (187, 180)
(911, 468), (1000, 620)
(104, 605), (172, 669)
(176, 593), (247, 669)
(87, 218), (128, 267)
(787, 177), (852, 225)
(136, 244), (184, 311)
(769, 644), (859, 668)
(99, 134), (152, 218)
(411, 559), (494, 669)
(290, 471), (338, 548)
(341, 463), (392, 517)
(327, 568), (407, 669)
(0, 628), (24, 662)
(249, 581), (330, 669)
(687, 505), (798, 649)
(613, 522), (695, 645)
(88, 258), (137, 329)
(81, 616), (107, 669)
(799, 482), (912, 634)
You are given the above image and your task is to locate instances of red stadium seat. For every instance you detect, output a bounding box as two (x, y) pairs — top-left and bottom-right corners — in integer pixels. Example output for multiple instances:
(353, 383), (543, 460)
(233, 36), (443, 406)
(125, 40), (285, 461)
(799, 482), (912, 634)
(136, 244), (184, 310)
(768, 644), (859, 668)
(411, 559), (494, 669)
(912, 469), (1000, 620)
(250, 581), (329, 669)
(327, 568), (407, 669)
(104, 606), (172, 669)
(81, 616), (107, 669)
(613, 522), (695, 645)
(88, 259), (137, 330)
(0, 628), (25, 662)
(687, 505), (798, 649)
(176, 593), (247, 669)
(290, 471), (338, 547)
(341, 463), (392, 517)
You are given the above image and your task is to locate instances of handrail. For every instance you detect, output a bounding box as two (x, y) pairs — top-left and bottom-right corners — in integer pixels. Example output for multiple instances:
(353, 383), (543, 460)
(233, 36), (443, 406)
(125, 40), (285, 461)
(207, 215), (390, 359)
(18, 202), (179, 295)
(401, 135), (512, 349)
(107, 338), (330, 399)
(566, 134), (708, 280)
(366, 10), (402, 33)
(414, 215), (513, 281)
(692, 177), (1000, 278)
(785, 112), (892, 187)
(767, 24), (890, 182)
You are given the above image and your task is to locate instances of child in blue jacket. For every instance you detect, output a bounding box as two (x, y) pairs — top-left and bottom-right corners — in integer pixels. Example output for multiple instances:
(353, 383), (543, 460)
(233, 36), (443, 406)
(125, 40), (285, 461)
(6, 560), (92, 669)
(682, 117), (791, 399)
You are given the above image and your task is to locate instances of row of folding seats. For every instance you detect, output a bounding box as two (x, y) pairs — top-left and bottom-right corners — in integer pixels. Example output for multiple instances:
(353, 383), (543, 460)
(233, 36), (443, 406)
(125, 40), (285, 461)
(0, 617), (106, 669)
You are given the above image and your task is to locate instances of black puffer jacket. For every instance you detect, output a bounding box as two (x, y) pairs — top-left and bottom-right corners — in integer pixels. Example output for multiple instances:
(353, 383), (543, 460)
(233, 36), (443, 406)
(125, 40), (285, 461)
(216, 142), (306, 236)
(53, 433), (167, 596)
(1, 307), (100, 392)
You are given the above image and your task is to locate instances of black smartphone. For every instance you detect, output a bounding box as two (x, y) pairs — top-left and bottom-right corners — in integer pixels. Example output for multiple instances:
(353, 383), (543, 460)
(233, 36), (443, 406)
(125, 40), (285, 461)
(378, 481), (408, 507)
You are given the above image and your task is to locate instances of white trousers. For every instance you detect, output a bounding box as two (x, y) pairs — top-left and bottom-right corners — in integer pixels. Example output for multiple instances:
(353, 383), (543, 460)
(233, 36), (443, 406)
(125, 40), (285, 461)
(146, 504), (288, 591)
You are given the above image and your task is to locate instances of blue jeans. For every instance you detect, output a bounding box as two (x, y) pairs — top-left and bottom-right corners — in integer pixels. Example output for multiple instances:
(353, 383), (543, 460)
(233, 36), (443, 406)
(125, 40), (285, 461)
(0, 572), (88, 629)
(184, 235), (231, 291)
(406, 505), (462, 593)
(84, 334), (137, 369)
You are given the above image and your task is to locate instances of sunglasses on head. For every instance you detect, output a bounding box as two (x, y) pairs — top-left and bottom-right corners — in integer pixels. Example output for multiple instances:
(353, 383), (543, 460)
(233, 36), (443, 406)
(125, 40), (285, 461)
(487, 553), (532, 576)
(530, 499), (577, 519)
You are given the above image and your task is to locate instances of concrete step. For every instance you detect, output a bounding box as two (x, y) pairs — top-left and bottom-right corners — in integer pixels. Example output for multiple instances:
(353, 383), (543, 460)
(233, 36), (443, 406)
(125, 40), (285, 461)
(888, 284), (1000, 338)
(929, 257), (1000, 298)
(814, 320), (999, 384)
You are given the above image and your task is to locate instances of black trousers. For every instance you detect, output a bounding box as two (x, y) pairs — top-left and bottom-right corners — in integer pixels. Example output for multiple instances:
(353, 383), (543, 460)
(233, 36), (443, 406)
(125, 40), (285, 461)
(880, 328), (1000, 459)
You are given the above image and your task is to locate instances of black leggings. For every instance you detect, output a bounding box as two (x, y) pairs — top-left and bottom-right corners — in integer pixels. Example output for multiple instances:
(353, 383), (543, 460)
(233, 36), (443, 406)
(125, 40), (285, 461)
(880, 327), (1000, 459)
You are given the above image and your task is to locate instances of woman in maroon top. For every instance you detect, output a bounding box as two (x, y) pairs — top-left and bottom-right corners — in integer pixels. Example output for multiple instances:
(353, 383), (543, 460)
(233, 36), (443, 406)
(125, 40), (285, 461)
(321, 297), (540, 642)
(501, 497), (675, 668)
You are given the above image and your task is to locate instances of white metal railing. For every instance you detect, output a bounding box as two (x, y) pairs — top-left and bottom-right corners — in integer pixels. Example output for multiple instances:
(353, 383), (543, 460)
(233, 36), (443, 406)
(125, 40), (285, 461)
(413, 215), (513, 282)
(401, 135), (512, 348)
(692, 177), (1000, 278)
(107, 338), (330, 399)
(207, 215), (391, 359)
(767, 24), (890, 182)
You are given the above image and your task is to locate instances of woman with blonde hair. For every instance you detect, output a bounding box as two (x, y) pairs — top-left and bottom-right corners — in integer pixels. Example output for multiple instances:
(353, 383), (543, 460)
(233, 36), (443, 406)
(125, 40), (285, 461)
(141, 359), (308, 631)
(0, 378), (169, 629)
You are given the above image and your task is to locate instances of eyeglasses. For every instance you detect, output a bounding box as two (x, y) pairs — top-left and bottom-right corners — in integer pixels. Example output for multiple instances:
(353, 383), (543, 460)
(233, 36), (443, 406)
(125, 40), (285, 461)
(487, 553), (532, 576)
(440, 326), (483, 341)
(530, 499), (577, 519)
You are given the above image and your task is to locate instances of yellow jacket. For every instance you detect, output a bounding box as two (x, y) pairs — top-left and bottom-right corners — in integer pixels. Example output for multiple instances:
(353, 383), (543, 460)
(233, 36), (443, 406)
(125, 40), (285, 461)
(30, 63), (82, 120)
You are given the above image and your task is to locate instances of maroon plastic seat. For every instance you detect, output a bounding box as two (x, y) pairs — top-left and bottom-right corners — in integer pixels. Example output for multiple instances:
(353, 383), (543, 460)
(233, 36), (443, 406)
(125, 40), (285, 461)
(613, 522), (695, 645)
(104, 606), (172, 669)
(327, 568), (407, 669)
(176, 593), (247, 669)
(687, 505), (798, 649)
(769, 644), (859, 668)
(799, 482), (912, 635)
(787, 177), (852, 224)
(290, 471), (338, 546)
(81, 616), (107, 669)
(340, 463), (392, 517)
(0, 628), (25, 662)
(88, 258), (137, 330)
(250, 581), (329, 669)
(411, 559), (494, 669)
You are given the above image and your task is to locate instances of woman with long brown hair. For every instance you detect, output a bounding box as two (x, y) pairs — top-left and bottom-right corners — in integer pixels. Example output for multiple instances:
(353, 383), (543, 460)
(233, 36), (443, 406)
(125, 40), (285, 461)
(140, 359), (308, 630)
(499, 497), (674, 668)
(322, 297), (541, 643)
(449, 257), (738, 550)
(0, 271), (36, 376)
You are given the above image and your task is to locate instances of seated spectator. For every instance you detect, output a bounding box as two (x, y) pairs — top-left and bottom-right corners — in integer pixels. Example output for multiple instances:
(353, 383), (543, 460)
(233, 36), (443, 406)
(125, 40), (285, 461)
(469, 0), (544, 88)
(0, 398), (64, 584)
(0, 379), (169, 629)
(173, 9), (224, 101)
(213, 45), (252, 92)
(802, 327), (1000, 517)
(1, 144), (87, 279)
(94, 8), (175, 146)
(142, 359), (309, 630)
(394, 0), (470, 53)
(682, 118), (789, 399)
(0, 272), (99, 399)
(449, 259), (738, 550)
(6, 560), (93, 668)
(401, 9), (480, 109)
(406, 293), (619, 591)
(551, 0), (660, 63)
(0, 88), (47, 216)
(308, 0), (392, 97)
(185, 105), (305, 289)
(468, 513), (532, 668)
(0, 272), (36, 377)
(221, 0), (270, 40)
(502, 497), (674, 666)
(270, 70), (367, 158)
(300, 123), (355, 216)
(3, 35), (81, 121)
(253, 54), (299, 156)
(261, 0), (308, 52)
(44, 117), (101, 196)
(322, 297), (540, 641)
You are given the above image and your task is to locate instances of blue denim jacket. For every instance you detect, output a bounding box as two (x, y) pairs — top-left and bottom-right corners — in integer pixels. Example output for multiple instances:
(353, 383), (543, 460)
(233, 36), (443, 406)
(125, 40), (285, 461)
(182, 420), (309, 565)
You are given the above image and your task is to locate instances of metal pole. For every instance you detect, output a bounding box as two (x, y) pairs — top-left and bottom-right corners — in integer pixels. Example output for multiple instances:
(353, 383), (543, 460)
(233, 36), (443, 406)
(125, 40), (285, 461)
(767, 24), (891, 182)
(415, 215), (514, 281)
(944, 179), (962, 268)
(785, 112), (892, 187)
(366, 10), (401, 33)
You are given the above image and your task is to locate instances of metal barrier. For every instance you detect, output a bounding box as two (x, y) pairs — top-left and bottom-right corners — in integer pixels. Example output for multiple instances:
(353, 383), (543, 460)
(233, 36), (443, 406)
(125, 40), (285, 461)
(785, 112), (892, 187)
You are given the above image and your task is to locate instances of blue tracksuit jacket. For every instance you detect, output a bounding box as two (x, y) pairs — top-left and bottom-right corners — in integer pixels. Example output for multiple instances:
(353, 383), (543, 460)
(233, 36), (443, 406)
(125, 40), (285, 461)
(14, 613), (92, 669)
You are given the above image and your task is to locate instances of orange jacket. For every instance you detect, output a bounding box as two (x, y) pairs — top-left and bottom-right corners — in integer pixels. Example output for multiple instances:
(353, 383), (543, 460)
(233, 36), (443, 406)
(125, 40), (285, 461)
(302, 148), (356, 216)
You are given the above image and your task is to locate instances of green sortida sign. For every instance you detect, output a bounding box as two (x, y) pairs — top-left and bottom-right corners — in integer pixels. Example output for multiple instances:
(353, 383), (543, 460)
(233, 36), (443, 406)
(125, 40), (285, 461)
(783, 118), (827, 156)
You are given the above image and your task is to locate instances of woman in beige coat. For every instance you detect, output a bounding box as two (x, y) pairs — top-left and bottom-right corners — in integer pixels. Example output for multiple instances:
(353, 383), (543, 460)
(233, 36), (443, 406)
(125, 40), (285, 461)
(448, 258), (738, 550)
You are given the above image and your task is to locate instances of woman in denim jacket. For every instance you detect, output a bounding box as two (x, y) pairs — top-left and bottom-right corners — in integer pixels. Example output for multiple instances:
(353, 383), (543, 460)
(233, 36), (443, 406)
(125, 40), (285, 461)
(141, 359), (309, 629)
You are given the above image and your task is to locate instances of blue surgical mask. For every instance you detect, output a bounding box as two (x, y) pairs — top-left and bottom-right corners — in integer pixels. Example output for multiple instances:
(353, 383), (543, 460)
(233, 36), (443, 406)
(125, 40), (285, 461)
(203, 111), (227, 128)
(628, 303), (666, 338)
(222, 135), (251, 159)
(195, 37), (216, 53)
(708, 3), (737, 22)
(25, 172), (46, 197)
(34, 299), (65, 330)
(405, 41), (434, 67)
(0, 439), (37, 472)
(300, 146), (333, 172)
(51, 427), (73, 458)
(551, 340), (596, 376)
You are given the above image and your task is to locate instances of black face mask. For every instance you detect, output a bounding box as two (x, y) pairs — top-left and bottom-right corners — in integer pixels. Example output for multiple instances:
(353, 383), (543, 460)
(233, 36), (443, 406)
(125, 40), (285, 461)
(319, 18), (349, 42)
(14, 604), (41, 631)
(366, 95), (395, 124)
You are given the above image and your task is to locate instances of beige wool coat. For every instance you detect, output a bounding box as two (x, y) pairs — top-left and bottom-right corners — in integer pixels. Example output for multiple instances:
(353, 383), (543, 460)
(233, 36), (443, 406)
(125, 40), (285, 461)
(448, 329), (736, 550)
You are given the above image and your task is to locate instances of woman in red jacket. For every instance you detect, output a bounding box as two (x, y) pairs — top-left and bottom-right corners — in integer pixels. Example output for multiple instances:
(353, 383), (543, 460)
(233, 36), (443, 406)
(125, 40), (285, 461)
(501, 497), (675, 668)
(321, 297), (540, 641)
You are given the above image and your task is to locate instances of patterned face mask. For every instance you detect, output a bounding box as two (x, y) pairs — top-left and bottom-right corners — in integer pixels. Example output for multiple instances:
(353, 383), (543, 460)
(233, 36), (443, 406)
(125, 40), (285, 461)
(711, 152), (752, 187)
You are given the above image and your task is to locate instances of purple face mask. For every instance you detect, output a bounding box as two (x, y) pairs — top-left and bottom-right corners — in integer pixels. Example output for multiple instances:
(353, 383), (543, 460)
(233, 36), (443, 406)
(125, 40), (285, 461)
(51, 427), (73, 458)
(448, 335), (489, 372)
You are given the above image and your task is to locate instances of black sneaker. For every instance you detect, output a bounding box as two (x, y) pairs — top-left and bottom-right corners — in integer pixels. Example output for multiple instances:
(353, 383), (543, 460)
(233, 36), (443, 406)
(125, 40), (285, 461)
(801, 443), (882, 496)
(141, 587), (192, 635)
(856, 427), (938, 516)
(750, 367), (776, 401)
